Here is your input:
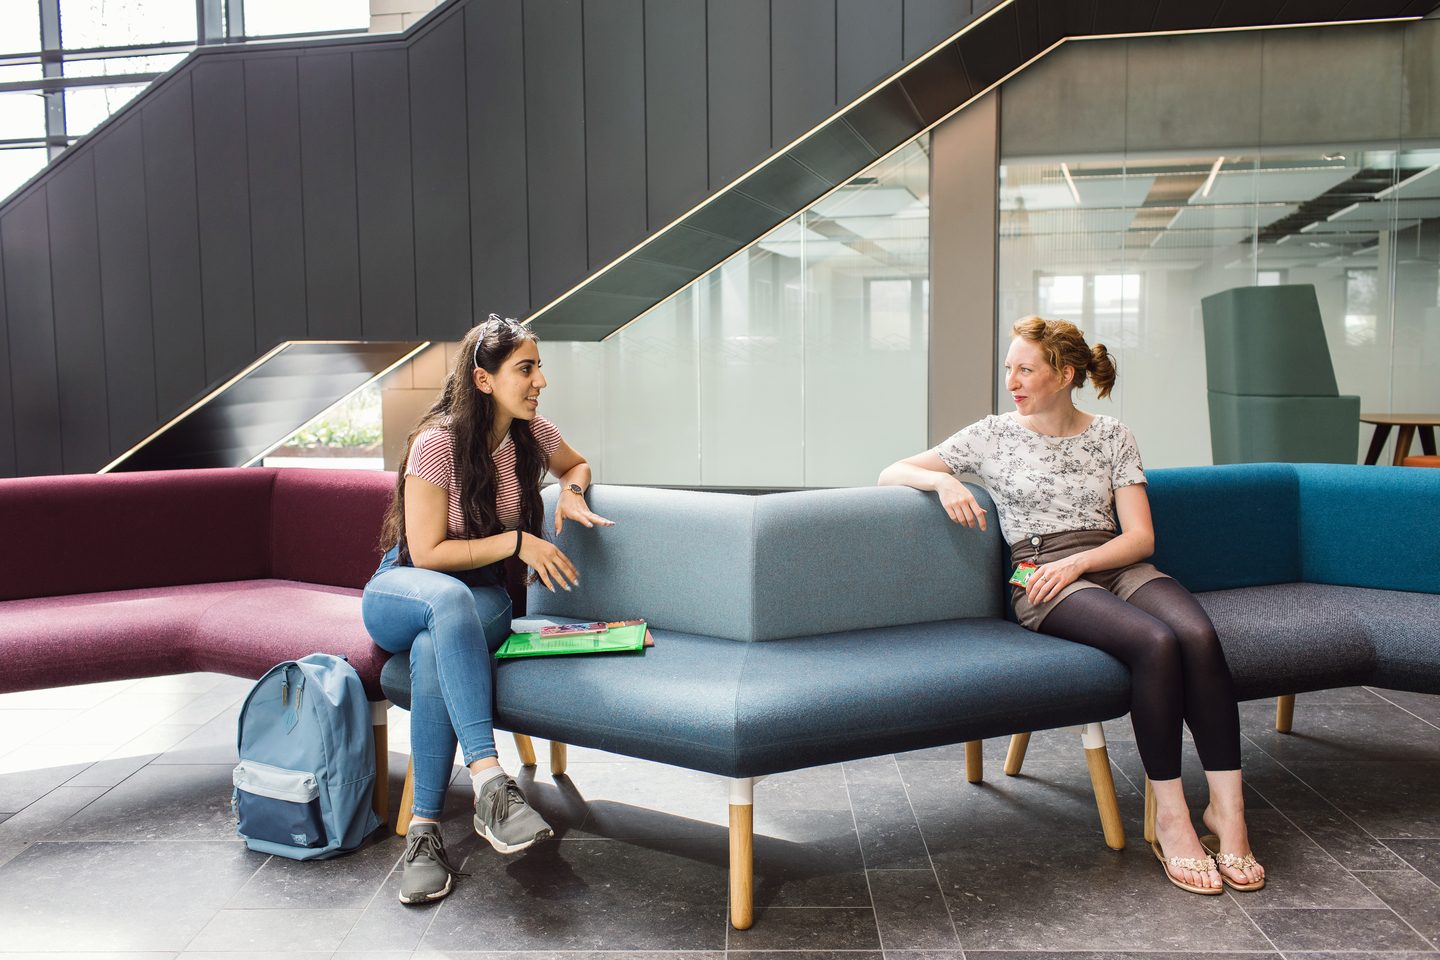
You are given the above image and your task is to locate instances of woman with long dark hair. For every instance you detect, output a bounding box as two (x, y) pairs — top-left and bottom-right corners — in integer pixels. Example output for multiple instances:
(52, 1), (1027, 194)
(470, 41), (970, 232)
(363, 315), (611, 904)
(879, 316), (1265, 896)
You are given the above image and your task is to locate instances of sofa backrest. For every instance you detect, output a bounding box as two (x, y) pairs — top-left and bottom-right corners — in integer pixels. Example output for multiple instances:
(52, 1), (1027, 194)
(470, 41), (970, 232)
(1295, 463), (1440, 594)
(1144, 463), (1302, 593)
(1146, 462), (1440, 596)
(0, 468), (275, 601)
(269, 468), (394, 589)
(528, 483), (1003, 642)
(0, 467), (396, 601)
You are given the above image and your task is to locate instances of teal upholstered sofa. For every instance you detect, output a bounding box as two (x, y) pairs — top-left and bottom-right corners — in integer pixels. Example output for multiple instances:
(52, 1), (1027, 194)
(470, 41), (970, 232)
(381, 463), (1440, 929)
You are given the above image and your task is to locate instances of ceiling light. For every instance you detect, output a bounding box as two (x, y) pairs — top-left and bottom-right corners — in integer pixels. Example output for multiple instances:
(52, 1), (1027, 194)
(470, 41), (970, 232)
(1201, 156), (1225, 198)
(1060, 163), (1082, 205)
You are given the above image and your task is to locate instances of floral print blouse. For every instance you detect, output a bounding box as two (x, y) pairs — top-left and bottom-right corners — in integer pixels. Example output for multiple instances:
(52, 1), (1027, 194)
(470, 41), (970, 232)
(933, 413), (1147, 544)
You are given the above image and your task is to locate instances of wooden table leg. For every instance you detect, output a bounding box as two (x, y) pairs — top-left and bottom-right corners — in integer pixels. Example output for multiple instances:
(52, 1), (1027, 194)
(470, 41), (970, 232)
(1364, 423), (1393, 465)
(1421, 426), (1437, 457)
(1392, 425), (1417, 466)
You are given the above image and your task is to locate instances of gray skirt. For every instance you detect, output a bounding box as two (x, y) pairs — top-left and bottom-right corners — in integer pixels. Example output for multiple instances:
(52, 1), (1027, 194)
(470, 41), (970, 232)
(1008, 529), (1170, 631)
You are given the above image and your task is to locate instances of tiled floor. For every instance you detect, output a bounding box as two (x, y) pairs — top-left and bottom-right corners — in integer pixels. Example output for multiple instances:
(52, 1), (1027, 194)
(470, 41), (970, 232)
(1, 674), (1438, 958)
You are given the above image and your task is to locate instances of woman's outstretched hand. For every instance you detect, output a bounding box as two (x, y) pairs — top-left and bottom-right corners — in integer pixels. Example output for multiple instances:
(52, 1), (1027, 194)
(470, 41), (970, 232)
(1026, 556), (1083, 603)
(519, 533), (580, 593)
(554, 493), (615, 536)
(937, 476), (988, 531)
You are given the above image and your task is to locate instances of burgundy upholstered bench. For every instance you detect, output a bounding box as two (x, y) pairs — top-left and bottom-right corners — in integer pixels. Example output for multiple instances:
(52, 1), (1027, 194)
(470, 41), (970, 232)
(0, 467), (401, 815)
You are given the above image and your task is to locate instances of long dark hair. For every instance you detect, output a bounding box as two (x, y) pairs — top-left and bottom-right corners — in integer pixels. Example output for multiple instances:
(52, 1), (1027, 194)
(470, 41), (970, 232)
(380, 317), (547, 566)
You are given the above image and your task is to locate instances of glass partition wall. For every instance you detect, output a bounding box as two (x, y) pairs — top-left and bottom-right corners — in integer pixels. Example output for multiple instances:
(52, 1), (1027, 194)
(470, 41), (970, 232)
(997, 23), (1440, 468)
(538, 139), (931, 489)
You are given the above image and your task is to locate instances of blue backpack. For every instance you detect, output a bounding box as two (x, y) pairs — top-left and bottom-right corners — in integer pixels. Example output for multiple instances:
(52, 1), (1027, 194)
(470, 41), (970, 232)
(232, 653), (382, 859)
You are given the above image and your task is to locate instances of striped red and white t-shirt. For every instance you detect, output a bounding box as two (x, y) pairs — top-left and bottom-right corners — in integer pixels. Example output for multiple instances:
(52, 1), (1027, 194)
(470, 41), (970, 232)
(405, 417), (563, 537)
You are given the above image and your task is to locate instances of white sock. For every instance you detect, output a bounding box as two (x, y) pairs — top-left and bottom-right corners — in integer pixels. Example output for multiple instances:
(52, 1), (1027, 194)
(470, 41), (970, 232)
(471, 767), (506, 796)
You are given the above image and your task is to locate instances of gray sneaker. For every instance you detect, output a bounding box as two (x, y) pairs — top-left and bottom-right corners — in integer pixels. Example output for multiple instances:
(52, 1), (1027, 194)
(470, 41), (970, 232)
(474, 774), (553, 854)
(398, 822), (466, 904)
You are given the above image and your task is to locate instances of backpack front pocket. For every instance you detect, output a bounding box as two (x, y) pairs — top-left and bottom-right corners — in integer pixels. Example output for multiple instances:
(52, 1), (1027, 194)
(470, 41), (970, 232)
(232, 759), (325, 849)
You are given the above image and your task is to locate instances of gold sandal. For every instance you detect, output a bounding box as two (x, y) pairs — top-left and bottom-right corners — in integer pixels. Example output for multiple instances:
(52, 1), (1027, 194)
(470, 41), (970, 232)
(1200, 834), (1266, 891)
(1151, 840), (1223, 895)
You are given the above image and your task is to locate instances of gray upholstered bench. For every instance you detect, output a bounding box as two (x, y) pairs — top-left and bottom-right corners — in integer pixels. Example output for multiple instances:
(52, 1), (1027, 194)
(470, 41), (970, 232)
(384, 483), (1134, 929)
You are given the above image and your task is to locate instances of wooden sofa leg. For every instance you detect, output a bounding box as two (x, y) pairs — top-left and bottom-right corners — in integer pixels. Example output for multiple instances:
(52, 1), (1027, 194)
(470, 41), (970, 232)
(964, 740), (983, 783)
(1143, 776), (1156, 845)
(395, 757), (415, 837)
(371, 701), (390, 824)
(1276, 694), (1295, 734)
(1004, 732), (1031, 776)
(729, 777), (755, 930)
(1081, 723), (1125, 851)
(550, 741), (568, 776)
(514, 733), (538, 766)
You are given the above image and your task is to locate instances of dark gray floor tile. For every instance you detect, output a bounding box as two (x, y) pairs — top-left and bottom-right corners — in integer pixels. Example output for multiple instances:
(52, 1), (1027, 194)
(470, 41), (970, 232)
(421, 838), (727, 950)
(1248, 907), (1432, 951)
(903, 750), (1145, 856)
(1285, 953), (1437, 960)
(845, 754), (904, 785)
(1284, 808), (1409, 870)
(753, 808), (870, 908)
(882, 952), (964, 960)
(64, 750), (158, 787)
(869, 869), (959, 949)
(1231, 809), (1383, 908)
(731, 954), (882, 960)
(850, 776), (931, 870)
(0, 785), (107, 839)
(727, 907), (881, 950)
(1386, 839), (1440, 882)
(0, 760), (91, 813)
(1370, 688), (1440, 726)
(757, 764), (854, 812)
(148, 709), (241, 765)
(226, 833), (404, 908)
(1284, 762), (1440, 839)
(0, 838), (30, 867)
(1354, 869), (1440, 946)
(335, 859), (441, 953)
(185, 907), (364, 952)
(61, 763), (239, 840)
(968, 954), (1275, 960)
(412, 953), (724, 960)
(931, 836), (1271, 951)
(1240, 703), (1440, 763)
(0, 840), (261, 951)
(1288, 687), (1389, 706)
(567, 762), (726, 840)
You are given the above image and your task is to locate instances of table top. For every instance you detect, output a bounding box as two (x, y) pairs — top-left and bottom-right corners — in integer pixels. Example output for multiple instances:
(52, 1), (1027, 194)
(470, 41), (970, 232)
(1360, 413), (1440, 426)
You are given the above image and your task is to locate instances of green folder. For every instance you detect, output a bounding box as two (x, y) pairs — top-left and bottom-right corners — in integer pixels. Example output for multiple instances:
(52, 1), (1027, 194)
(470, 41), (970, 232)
(495, 621), (648, 659)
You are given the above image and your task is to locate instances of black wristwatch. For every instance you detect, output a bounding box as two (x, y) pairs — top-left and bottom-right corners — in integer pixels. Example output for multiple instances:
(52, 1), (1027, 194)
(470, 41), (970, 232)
(565, 483), (585, 496)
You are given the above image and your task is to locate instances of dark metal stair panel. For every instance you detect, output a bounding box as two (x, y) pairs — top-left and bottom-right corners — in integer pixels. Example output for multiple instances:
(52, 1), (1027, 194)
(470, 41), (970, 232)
(465, 0), (531, 321)
(48, 154), (111, 478)
(0, 228), (13, 477)
(109, 342), (423, 473)
(1, 189), (62, 477)
(141, 76), (208, 421)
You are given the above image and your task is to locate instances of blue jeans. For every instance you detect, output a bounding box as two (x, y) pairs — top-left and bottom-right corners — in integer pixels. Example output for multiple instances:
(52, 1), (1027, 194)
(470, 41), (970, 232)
(362, 546), (511, 819)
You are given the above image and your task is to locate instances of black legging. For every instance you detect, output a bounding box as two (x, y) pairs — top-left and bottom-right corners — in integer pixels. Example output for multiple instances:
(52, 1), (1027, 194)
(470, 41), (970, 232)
(1039, 577), (1240, 780)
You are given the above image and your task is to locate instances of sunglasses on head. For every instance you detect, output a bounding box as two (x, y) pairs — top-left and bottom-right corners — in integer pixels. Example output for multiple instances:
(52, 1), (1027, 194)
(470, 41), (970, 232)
(475, 313), (521, 368)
